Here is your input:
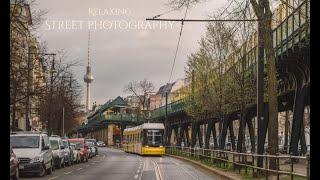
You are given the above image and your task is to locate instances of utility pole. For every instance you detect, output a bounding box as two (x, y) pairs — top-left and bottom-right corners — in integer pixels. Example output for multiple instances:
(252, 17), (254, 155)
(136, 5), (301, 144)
(48, 54), (56, 135)
(26, 46), (32, 131)
(62, 106), (65, 136)
(165, 91), (168, 145)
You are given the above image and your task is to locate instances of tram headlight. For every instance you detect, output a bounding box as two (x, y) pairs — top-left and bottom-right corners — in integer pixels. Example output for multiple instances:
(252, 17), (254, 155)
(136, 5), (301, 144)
(145, 145), (149, 147)
(160, 145), (163, 147)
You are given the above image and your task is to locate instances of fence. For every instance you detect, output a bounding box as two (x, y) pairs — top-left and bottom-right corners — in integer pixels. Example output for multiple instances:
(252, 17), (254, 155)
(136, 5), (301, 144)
(166, 146), (309, 180)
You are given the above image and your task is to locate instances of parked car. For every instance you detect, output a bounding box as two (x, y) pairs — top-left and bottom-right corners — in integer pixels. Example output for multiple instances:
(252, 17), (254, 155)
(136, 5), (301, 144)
(10, 146), (19, 180)
(87, 145), (93, 159)
(62, 139), (73, 166)
(10, 131), (54, 177)
(87, 142), (97, 157)
(68, 138), (89, 162)
(85, 139), (98, 155)
(70, 143), (81, 164)
(49, 136), (65, 169)
(97, 141), (106, 147)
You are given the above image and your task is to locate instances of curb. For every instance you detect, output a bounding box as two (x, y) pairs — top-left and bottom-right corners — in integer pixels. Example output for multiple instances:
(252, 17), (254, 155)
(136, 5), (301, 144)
(165, 154), (241, 180)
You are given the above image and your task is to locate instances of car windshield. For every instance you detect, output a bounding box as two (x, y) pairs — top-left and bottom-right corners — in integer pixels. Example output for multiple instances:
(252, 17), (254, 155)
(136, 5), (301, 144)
(50, 140), (59, 150)
(10, 135), (39, 148)
(74, 142), (83, 149)
(63, 141), (68, 147)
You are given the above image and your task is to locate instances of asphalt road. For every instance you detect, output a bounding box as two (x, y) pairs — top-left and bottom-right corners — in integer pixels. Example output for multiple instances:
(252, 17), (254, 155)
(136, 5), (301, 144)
(21, 147), (224, 180)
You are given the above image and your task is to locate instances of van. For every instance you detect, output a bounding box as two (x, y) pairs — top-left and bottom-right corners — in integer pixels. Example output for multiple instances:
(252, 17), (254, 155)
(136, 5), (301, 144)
(10, 131), (54, 177)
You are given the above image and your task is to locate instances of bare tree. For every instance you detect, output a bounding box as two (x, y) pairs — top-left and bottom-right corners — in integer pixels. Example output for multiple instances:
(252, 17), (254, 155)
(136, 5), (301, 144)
(124, 79), (155, 116)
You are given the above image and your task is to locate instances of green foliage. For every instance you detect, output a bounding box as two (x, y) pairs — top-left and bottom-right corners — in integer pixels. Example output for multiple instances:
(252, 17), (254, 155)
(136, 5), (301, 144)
(185, 21), (256, 119)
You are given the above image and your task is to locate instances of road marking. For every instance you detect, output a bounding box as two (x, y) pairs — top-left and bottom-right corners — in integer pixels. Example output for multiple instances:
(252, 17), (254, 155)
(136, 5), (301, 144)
(152, 160), (163, 180)
(137, 169), (140, 173)
(86, 165), (90, 167)
(134, 174), (139, 179)
(77, 168), (83, 170)
(64, 171), (73, 174)
(48, 176), (58, 180)
(91, 163), (95, 165)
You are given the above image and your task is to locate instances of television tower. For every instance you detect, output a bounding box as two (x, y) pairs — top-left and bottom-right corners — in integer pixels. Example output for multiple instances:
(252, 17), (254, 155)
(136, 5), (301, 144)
(83, 31), (94, 112)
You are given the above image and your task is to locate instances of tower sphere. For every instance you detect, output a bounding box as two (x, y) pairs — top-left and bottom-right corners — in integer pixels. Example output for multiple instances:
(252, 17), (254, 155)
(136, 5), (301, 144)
(84, 74), (94, 83)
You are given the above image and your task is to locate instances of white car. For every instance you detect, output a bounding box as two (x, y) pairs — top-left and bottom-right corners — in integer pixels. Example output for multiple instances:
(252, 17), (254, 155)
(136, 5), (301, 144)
(70, 143), (81, 163)
(97, 141), (106, 147)
(49, 136), (65, 169)
(10, 131), (54, 177)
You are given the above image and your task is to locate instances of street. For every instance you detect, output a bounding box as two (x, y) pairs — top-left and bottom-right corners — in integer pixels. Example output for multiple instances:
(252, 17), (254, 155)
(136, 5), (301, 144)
(20, 147), (223, 180)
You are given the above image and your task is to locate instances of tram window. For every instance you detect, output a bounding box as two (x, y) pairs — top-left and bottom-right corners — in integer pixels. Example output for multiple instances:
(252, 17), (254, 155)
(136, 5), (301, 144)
(143, 129), (163, 146)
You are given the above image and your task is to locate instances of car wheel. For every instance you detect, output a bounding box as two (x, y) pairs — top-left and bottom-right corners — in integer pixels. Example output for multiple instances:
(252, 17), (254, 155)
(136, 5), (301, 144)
(57, 158), (62, 169)
(38, 164), (46, 177)
(47, 161), (53, 175)
(12, 168), (19, 180)
(86, 156), (88, 162)
(52, 161), (55, 171)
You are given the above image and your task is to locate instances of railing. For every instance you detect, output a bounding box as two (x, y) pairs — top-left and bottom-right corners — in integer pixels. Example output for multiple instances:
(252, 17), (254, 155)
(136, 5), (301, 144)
(103, 114), (142, 122)
(149, 98), (186, 119)
(166, 146), (310, 180)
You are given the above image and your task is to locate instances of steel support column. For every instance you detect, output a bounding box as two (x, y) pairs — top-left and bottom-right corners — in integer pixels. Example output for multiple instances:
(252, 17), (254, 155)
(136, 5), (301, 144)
(247, 112), (256, 153)
(237, 112), (246, 152)
(219, 116), (229, 150)
(290, 85), (308, 155)
(191, 122), (196, 148)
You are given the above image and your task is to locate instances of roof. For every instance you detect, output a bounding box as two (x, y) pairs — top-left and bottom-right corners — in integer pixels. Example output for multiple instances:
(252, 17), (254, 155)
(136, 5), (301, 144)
(99, 96), (129, 113)
(124, 123), (164, 133)
(157, 83), (175, 97)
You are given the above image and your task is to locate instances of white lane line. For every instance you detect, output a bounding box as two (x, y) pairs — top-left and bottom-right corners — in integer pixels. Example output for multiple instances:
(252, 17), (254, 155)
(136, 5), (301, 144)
(134, 174), (139, 179)
(151, 160), (163, 180)
(137, 169), (140, 173)
(138, 158), (145, 180)
(48, 176), (58, 180)
(64, 171), (73, 174)
(86, 164), (90, 167)
(77, 167), (83, 170)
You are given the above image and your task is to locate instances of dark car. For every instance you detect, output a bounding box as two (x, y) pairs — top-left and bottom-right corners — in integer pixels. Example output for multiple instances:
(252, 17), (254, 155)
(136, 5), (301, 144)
(10, 147), (19, 180)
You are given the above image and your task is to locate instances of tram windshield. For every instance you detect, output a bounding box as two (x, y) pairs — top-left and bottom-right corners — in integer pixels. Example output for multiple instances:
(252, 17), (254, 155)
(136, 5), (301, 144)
(143, 129), (163, 147)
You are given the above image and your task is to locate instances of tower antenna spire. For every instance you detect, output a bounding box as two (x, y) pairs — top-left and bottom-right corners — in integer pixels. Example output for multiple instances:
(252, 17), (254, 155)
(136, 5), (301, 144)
(84, 31), (94, 112)
(88, 31), (90, 66)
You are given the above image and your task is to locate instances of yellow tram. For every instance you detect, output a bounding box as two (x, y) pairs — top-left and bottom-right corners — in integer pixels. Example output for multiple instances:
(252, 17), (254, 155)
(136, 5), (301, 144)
(123, 123), (165, 155)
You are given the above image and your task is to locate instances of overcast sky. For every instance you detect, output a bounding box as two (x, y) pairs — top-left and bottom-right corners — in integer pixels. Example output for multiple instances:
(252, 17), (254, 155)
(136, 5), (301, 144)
(34, 0), (230, 106)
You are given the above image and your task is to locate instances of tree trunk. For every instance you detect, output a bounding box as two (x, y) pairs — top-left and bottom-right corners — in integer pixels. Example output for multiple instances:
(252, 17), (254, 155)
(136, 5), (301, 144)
(264, 8), (278, 170)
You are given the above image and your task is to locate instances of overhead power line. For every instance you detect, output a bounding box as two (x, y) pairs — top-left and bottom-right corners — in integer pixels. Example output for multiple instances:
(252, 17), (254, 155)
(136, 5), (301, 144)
(146, 18), (258, 22)
(167, 0), (190, 84)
